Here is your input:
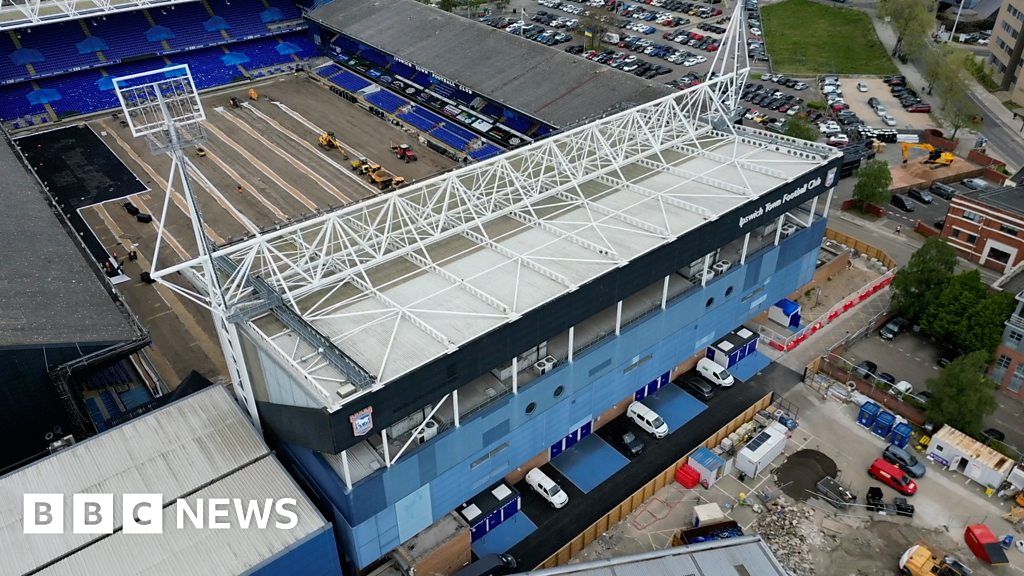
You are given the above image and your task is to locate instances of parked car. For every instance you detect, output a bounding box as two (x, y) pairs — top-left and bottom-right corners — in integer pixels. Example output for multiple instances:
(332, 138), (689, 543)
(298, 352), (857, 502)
(874, 104), (887, 116)
(857, 82), (869, 92)
(854, 360), (878, 379)
(627, 401), (669, 438)
(906, 103), (931, 113)
(867, 97), (880, 108)
(880, 317), (909, 340)
(883, 445), (927, 478)
(889, 194), (915, 213)
(882, 114), (897, 127)
(876, 372), (897, 385)
(453, 554), (518, 576)
(679, 375), (715, 401)
(890, 380), (913, 396)
(697, 357), (735, 387)
(908, 188), (933, 204)
(962, 178), (990, 190)
(868, 458), (918, 496)
(937, 347), (963, 367)
(983, 428), (1006, 443)
(618, 429), (646, 456)
(930, 181), (957, 200)
(525, 468), (569, 508)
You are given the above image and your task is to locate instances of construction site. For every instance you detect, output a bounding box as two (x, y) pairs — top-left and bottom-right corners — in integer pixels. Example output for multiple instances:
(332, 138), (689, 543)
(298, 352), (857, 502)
(889, 141), (982, 191)
(15, 73), (458, 386)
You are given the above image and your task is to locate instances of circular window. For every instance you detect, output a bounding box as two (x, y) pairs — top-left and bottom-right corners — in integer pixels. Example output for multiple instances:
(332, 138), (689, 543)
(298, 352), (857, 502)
(725, 286), (734, 297)
(706, 297), (715, 308)
(526, 402), (537, 415)
(554, 385), (565, 398)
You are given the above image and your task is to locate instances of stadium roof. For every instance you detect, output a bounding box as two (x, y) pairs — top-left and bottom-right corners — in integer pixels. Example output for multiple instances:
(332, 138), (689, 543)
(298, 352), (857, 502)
(0, 385), (329, 576)
(155, 72), (841, 413)
(0, 0), (199, 31)
(306, 0), (674, 128)
(0, 133), (136, 348)
(522, 535), (789, 576)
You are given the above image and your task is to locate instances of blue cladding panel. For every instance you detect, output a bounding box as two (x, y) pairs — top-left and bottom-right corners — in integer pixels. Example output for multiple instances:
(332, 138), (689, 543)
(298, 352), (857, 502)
(301, 221), (828, 569)
(248, 526), (343, 576)
(396, 484), (432, 542)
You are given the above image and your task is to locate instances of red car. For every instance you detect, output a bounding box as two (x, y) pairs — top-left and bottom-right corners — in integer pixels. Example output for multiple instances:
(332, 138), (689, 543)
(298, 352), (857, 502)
(868, 458), (918, 496)
(907, 103), (932, 113)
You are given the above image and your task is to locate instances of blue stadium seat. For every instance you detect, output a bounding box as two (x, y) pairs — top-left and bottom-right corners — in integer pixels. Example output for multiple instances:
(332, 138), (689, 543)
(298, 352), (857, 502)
(365, 89), (408, 114)
(85, 397), (108, 432)
(235, 36), (295, 69)
(266, 0), (303, 20)
(430, 127), (471, 150)
(316, 63), (342, 78)
(86, 11), (153, 62)
(12, 22), (98, 76)
(154, 3), (232, 50)
(207, 0), (268, 38)
(468, 143), (504, 161)
(500, 114), (534, 134)
(330, 70), (371, 92)
(439, 121), (475, 142)
(40, 69), (118, 117)
(0, 33), (31, 83)
(168, 46), (246, 89)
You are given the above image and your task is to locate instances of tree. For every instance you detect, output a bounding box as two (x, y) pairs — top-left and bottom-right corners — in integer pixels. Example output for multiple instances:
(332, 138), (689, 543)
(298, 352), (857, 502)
(851, 160), (893, 210)
(879, 0), (938, 58)
(579, 12), (608, 50)
(939, 78), (983, 139)
(890, 237), (957, 321)
(493, 0), (510, 13)
(921, 45), (961, 95)
(783, 115), (818, 141)
(925, 351), (998, 436)
(438, 0), (458, 11)
(961, 291), (1016, 354)
(922, 269), (988, 346)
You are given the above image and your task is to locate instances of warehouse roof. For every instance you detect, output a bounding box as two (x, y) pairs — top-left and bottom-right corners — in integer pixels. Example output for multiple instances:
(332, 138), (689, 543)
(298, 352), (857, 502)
(0, 385), (329, 576)
(156, 74), (840, 412)
(522, 535), (789, 576)
(306, 0), (673, 127)
(0, 133), (136, 348)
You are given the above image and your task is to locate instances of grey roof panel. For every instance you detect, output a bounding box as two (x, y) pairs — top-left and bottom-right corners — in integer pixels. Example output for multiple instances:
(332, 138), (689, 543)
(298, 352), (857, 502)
(307, 0), (673, 127)
(0, 133), (135, 347)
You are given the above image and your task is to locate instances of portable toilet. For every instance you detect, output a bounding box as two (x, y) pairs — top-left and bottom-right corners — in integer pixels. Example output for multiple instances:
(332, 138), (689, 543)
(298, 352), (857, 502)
(872, 410), (896, 438)
(857, 401), (880, 428)
(889, 422), (912, 448)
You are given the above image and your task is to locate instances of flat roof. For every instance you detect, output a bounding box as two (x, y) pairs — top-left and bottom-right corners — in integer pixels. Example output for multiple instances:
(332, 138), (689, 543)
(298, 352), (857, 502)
(0, 132), (136, 348)
(0, 386), (329, 576)
(157, 73), (840, 412)
(523, 535), (789, 576)
(932, 425), (1015, 474)
(306, 0), (673, 128)
(959, 185), (1024, 215)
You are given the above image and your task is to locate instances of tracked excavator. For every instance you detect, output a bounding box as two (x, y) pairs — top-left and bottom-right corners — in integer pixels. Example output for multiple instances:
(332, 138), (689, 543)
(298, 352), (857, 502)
(901, 143), (955, 168)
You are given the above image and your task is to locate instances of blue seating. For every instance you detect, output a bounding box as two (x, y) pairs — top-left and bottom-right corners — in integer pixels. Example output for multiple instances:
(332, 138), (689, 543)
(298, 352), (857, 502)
(235, 36), (294, 69)
(266, 0), (303, 20)
(40, 69), (118, 118)
(85, 397), (108, 432)
(155, 3), (231, 50)
(500, 113), (534, 135)
(365, 89), (407, 114)
(0, 83), (46, 119)
(168, 46), (245, 89)
(330, 70), (371, 92)
(13, 22), (98, 76)
(86, 11), (153, 61)
(1, 33), (31, 84)
(316, 63), (341, 78)
(99, 390), (121, 417)
(119, 387), (154, 411)
(431, 127), (471, 150)
(439, 120), (475, 142)
(387, 59), (416, 80)
(208, 0), (269, 39)
(468, 143), (504, 161)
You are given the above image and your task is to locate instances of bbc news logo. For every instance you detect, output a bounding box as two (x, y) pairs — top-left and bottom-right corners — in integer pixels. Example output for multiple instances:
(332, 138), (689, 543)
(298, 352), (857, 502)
(24, 494), (299, 535)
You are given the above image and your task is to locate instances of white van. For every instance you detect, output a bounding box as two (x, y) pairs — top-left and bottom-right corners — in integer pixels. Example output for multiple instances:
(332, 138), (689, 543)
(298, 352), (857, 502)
(697, 357), (735, 387)
(890, 380), (913, 396)
(525, 468), (568, 508)
(627, 401), (669, 439)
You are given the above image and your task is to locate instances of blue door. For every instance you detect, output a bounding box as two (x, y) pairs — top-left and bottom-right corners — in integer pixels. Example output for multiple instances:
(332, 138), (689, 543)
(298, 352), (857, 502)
(634, 387), (646, 401)
(564, 428), (579, 450)
(580, 421), (592, 439)
(500, 496), (520, 521)
(550, 439), (563, 458)
(471, 520), (488, 541)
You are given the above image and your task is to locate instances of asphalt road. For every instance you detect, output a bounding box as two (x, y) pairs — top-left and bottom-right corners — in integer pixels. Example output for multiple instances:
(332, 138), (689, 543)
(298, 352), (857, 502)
(966, 90), (1024, 170)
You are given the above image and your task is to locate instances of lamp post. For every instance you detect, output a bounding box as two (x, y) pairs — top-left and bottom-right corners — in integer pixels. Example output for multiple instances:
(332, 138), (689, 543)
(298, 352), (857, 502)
(949, 0), (965, 43)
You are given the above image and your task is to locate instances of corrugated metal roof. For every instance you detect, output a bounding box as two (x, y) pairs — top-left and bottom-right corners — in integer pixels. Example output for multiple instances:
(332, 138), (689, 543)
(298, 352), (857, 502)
(0, 386), (327, 576)
(523, 536), (787, 576)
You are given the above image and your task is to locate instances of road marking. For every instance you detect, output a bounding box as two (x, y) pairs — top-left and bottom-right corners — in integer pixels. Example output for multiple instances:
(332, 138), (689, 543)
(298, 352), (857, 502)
(197, 146), (290, 221)
(203, 120), (319, 211)
(216, 106), (357, 203)
(272, 100), (372, 160)
(184, 164), (260, 234)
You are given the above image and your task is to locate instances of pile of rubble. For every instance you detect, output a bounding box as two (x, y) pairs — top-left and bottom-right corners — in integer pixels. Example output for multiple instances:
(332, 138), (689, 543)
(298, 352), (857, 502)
(751, 498), (822, 576)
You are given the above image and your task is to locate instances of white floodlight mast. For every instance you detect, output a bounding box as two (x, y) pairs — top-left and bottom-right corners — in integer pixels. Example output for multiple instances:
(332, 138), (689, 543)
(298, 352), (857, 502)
(113, 65), (261, 427)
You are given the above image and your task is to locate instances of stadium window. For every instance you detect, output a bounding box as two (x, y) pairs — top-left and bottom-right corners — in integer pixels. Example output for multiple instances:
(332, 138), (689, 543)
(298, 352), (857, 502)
(553, 385), (565, 397)
(525, 402), (537, 415)
(706, 297), (715, 308)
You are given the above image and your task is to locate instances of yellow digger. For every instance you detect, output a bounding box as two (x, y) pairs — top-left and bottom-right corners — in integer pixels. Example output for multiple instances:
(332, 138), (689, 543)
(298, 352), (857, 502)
(901, 143), (955, 168)
(368, 169), (406, 191)
(899, 543), (972, 576)
(317, 132), (348, 159)
(352, 158), (381, 175)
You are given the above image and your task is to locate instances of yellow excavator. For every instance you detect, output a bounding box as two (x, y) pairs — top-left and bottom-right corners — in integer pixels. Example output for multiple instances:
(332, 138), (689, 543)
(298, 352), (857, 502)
(901, 143), (955, 168)
(317, 132), (349, 159)
(899, 543), (972, 575)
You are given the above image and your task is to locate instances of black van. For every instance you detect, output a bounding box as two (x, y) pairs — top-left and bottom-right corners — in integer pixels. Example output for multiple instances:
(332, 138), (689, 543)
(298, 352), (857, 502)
(889, 194), (915, 213)
(453, 554), (518, 576)
(929, 181), (956, 200)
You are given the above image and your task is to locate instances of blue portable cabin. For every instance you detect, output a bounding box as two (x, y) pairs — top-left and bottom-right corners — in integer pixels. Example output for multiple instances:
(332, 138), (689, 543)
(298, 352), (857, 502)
(889, 422), (912, 448)
(871, 410), (896, 438)
(857, 401), (880, 428)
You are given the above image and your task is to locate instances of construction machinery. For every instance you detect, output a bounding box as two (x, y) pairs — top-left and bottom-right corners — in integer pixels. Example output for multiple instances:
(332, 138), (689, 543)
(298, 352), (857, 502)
(369, 169), (406, 191)
(901, 143), (955, 168)
(899, 543), (973, 576)
(391, 143), (417, 163)
(248, 88), (259, 101)
(194, 146), (207, 158)
(229, 96), (241, 109)
(350, 157), (381, 174)
(317, 132), (349, 159)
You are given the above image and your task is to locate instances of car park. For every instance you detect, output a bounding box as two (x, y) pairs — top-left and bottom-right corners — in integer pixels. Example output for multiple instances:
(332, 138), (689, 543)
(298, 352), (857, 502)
(880, 317), (909, 340)
(679, 375), (715, 401)
(525, 468), (569, 508)
(697, 357), (735, 387)
(883, 445), (926, 478)
(961, 178), (990, 190)
(868, 458), (918, 496)
(889, 194), (915, 212)
(627, 401), (669, 438)
(907, 188), (933, 204)
(930, 181), (956, 200)
(618, 429), (646, 456)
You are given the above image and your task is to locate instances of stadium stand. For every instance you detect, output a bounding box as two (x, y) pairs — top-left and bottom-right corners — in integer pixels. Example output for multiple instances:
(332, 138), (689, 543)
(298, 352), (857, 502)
(430, 127), (470, 151)
(330, 70), (372, 92)
(468, 143), (504, 161)
(365, 89), (408, 114)
(86, 10), (155, 62)
(12, 23), (98, 76)
(155, 3), (232, 50)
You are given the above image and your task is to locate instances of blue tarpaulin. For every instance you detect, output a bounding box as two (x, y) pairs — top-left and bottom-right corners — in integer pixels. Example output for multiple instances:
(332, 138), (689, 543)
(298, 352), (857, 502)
(204, 16), (231, 32)
(9, 48), (44, 65)
(76, 36), (108, 54)
(145, 25), (175, 42)
(260, 7), (285, 22)
(96, 76), (115, 91)
(220, 52), (249, 66)
(276, 42), (301, 55)
(27, 88), (62, 105)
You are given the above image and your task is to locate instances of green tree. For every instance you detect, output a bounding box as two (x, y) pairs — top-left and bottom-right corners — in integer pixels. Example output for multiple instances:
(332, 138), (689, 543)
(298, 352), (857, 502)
(925, 351), (998, 436)
(921, 45), (962, 95)
(879, 0), (937, 58)
(939, 79), (983, 139)
(783, 115), (818, 141)
(890, 237), (957, 321)
(439, 0), (458, 11)
(922, 269), (988, 345)
(851, 160), (893, 209)
(961, 291), (1016, 354)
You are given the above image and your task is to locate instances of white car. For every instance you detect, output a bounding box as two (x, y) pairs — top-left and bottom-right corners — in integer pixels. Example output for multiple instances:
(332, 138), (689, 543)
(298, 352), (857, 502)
(827, 134), (849, 146)
(525, 468), (569, 508)
(793, 82), (808, 90)
(874, 105), (887, 116)
(818, 122), (841, 134)
(744, 109), (759, 120)
(890, 380), (913, 396)
(882, 114), (896, 126)
(786, 105), (801, 116)
(857, 82), (869, 92)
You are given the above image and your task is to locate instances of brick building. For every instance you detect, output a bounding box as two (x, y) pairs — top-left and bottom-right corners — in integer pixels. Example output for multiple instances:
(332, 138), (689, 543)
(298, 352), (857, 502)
(991, 292), (1024, 398)
(990, 0), (1024, 105)
(938, 185), (1024, 274)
